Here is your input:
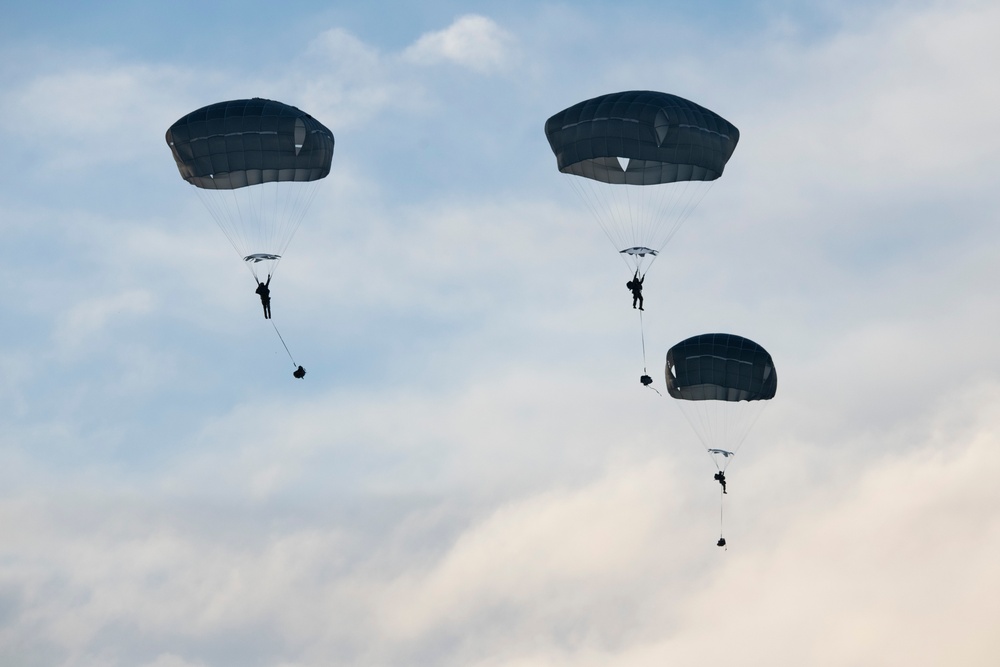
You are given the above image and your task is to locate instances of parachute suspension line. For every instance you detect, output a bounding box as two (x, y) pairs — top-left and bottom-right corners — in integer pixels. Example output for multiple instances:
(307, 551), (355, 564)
(572, 176), (653, 275)
(194, 186), (263, 275)
(193, 179), (323, 283)
(618, 248), (636, 272)
(270, 320), (297, 367)
(246, 180), (263, 256)
(565, 177), (630, 259)
(562, 176), (718, 278)
(728, 401), (769, 459)
(673, 398), (769, 475)
(648, 179), (717, 256)
(280, 180), (323, 260)
(250, 180), (318, 271)
(567, 178), (624, 252)
(674, 401), (731, 469)
(195, 188), (245, 264)
(646, 181), (686, 253)
(674, 400), (712, 450)
(264, 181), (286, 258)
(227, 184), (249, 249)
(623, 179), (640, 252)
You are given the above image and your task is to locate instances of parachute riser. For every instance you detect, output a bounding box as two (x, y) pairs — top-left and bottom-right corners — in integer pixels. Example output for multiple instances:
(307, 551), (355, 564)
(246, 257), (282, 284)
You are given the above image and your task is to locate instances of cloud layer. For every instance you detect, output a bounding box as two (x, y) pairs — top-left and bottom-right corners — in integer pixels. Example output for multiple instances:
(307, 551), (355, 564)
(1, 2), (999, 665)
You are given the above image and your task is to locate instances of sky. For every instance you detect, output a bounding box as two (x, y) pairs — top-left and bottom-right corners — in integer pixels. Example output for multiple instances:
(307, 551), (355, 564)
(1, 0), (999, 665)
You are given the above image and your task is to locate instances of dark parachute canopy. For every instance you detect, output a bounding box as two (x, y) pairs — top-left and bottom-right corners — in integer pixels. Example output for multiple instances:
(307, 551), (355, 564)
(545, 90), (739, 186)
(166, 98), (334, 189)
(666, 333), (777, 402)
(665, 333), (776, 470)
(544, 91), (739, 272)
(165, 98), (334, 280)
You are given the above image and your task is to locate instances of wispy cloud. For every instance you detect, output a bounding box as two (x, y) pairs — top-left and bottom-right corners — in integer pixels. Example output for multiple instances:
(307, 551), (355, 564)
(51, 288), (154, 351)
(402, 15), (516, 73)
(0, 60), (194, 172)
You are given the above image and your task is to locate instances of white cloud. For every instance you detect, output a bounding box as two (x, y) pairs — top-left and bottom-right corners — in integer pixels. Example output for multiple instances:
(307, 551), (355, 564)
(366, 461), (683, 644)
(3, 401), (998, 665)
(296, 27), (432, 130)
(140, 656), (211, 667)
(727, 2), (1000, 198)
(642, 419), (1000, 667)
(403, 15), (515, 73)
(51, 288), (154, 351)
(3, 1), (1000, 665)
(0, 59), (197, 171)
